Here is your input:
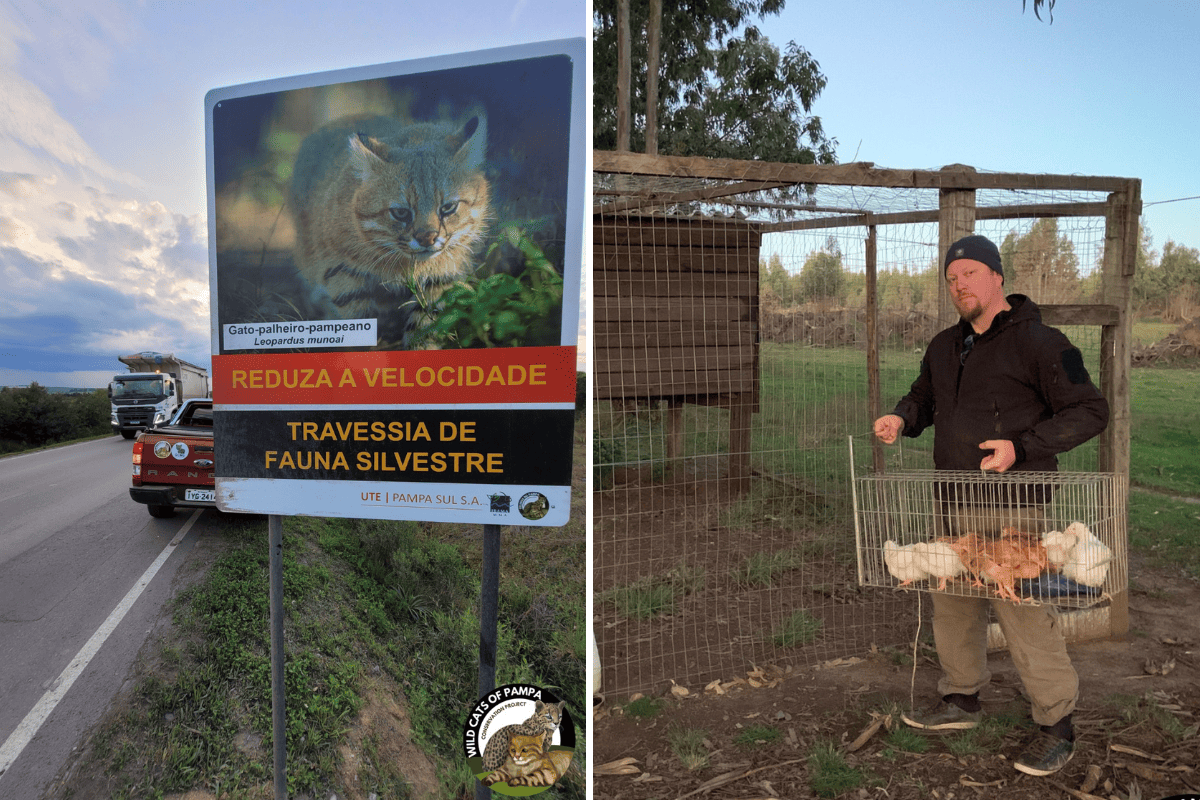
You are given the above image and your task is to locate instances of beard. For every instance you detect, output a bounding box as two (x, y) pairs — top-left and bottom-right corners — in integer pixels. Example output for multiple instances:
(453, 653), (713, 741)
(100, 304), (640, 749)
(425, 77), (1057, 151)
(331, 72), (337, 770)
(954, 295), (982, 323)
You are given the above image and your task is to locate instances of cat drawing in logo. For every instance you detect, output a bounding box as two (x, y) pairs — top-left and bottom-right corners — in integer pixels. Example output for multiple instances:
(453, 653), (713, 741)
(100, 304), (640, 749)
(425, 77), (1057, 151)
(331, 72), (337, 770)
(289, 109), (491, 345)
(482, 732), (572, 788)
(480, 699), (564, 774)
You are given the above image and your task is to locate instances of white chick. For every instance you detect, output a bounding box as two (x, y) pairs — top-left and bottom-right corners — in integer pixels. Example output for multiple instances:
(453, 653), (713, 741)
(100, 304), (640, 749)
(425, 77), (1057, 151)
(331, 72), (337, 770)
(1060, 522), (1112, 587)
(883, 540), (925, 585)
(884, 540), (965, 589)
(1041, 528), (1078, 570)
(911, 541), (966, 590)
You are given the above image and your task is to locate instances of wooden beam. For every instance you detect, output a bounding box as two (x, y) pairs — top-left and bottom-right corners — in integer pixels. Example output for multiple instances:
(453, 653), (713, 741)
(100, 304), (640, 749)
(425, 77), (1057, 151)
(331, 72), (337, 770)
(593, 151), (1137, 193)
(762, 202), (1110, 233)
(1038, 304), (1120, 327)
(594, 180), (793, 216)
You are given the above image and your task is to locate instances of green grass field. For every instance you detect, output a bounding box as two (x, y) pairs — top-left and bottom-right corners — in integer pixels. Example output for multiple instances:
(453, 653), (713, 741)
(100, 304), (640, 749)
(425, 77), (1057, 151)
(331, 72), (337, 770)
(596, 336), (1199, 577)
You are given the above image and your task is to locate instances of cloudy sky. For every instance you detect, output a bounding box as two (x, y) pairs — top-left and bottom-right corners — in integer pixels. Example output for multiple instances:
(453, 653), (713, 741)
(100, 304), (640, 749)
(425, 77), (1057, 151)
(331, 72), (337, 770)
(0, 0), (586, 389)
(3, 1), (1197, 390)
(758, 1), (1199, 252)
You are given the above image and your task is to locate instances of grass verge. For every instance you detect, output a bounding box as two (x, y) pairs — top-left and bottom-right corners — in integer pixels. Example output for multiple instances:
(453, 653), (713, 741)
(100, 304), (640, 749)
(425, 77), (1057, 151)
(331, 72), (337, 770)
(58, 427), (585, 800)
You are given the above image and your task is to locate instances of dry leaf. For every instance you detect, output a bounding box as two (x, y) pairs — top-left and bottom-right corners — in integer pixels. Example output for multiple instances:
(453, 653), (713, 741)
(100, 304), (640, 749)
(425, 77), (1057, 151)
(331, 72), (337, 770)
(595, 757), (640, 776)
(632, 773), (662, 783)
(1046, 779), (1106, 800)
(670, 682), (690, 698)
(1109, 744), (1164, 762)
(959, 775), (1007, 788)
(1079, 764), (1103, 793)
(846, 717), (884, 752)
(1143, 657), (1177, 676)
(748, 678), (763, 688)
(705, 679), (723, 693)
(1124, 762), (1169, 782)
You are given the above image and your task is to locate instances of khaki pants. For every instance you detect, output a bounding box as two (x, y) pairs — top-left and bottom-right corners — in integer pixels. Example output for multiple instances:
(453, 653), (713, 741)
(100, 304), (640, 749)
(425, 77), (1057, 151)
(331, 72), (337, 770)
(931, 504), (1078, 726)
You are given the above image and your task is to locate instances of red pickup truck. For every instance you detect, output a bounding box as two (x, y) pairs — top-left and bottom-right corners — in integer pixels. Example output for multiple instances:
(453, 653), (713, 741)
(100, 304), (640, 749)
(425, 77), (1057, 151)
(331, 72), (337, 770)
(130, 398), (215, 518)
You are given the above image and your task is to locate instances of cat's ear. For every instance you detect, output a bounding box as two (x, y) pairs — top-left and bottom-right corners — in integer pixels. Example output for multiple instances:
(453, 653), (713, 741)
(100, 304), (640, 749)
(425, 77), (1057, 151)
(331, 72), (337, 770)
(347, 133), (388, 181)
(451, 110), (487, 171)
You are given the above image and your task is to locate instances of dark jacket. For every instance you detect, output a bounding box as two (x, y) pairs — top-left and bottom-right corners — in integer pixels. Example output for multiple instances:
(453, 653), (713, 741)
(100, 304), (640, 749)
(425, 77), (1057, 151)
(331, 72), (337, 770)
(892, 294), (1109, 472)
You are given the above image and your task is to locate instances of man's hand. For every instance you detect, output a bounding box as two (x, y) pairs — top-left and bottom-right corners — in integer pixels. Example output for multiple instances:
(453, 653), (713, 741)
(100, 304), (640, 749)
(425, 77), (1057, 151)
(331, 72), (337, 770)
(873, 414), (905, 444)
(979, 440), (1017, 472)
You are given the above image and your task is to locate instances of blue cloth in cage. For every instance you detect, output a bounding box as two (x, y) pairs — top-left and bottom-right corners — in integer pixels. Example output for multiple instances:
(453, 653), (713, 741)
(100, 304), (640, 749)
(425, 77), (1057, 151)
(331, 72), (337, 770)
(1018, 572), (1103, 599)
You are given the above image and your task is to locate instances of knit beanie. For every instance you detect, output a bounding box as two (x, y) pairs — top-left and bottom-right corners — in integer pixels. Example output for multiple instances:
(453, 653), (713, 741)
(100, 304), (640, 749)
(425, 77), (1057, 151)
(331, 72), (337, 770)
(944, 234), (1003, 279)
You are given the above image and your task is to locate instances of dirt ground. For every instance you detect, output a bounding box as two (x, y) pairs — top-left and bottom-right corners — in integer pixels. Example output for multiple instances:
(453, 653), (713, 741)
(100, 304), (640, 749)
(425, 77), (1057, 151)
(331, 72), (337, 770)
(593, 551), (1200, 800)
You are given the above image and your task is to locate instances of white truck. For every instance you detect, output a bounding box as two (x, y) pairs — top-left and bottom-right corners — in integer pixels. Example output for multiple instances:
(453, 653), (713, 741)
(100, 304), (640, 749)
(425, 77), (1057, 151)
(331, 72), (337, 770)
(109, 352), (210, 439)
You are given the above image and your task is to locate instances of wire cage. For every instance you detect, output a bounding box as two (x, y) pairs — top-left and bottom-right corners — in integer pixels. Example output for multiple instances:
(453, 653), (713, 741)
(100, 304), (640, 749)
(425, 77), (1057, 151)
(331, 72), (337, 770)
(849, 438), (1127, 609)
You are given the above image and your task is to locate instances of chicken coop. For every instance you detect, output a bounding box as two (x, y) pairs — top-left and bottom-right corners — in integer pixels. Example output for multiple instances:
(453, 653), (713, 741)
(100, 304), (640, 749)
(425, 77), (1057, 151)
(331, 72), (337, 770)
(593, 153), (1140, 698)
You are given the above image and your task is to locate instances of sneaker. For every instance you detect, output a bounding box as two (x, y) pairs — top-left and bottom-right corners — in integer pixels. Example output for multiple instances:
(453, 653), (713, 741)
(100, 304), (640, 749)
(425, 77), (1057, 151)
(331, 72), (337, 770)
(900, 699), (982, 731)
(1014, 730), (1075, 776)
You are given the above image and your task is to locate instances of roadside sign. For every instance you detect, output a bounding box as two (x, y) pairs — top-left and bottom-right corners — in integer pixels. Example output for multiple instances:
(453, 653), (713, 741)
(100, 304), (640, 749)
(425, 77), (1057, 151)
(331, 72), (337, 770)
(204, 39), (583, 525)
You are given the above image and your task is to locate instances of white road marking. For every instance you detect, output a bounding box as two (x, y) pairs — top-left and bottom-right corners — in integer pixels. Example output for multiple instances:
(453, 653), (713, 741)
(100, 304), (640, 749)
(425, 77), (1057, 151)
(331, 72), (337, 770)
(0, 509), (203, 780)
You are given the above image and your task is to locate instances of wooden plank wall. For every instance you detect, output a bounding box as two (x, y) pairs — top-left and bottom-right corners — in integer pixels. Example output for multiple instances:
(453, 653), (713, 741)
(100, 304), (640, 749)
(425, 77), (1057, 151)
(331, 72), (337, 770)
(594, 215), (761, 402)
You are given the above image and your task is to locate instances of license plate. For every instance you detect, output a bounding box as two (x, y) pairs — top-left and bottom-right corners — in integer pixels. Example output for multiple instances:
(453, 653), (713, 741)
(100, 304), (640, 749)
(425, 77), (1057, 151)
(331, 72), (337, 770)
(185, 488), (215, 502)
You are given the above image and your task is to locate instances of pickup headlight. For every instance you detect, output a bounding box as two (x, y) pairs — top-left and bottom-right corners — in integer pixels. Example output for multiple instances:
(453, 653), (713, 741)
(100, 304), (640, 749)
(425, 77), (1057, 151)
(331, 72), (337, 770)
(154, 412), (167, 424)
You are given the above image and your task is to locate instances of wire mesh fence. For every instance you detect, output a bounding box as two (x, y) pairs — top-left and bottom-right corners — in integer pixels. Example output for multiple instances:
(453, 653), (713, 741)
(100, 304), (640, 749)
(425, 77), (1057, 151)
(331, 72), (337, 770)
(593, 158), (1136, 698)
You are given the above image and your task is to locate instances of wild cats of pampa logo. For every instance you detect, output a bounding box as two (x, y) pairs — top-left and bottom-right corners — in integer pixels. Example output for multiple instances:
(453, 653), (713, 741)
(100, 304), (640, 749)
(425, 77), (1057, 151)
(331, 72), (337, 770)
(463, 684), (576, 795)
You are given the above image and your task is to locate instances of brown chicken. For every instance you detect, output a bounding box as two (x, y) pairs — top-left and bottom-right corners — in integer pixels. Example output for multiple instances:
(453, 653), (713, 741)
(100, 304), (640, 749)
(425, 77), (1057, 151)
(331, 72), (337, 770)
(943, 527), (1049, 603)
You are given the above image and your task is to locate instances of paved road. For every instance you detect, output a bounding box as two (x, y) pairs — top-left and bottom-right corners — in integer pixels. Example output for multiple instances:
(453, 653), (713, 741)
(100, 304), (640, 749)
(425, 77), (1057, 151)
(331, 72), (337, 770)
(0, 437), (211, 799)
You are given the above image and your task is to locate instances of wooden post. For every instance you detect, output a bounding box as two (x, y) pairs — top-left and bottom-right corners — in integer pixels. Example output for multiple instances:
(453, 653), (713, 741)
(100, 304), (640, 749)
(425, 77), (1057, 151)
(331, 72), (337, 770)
(645, 0), (661, 155)
(937, 165), (977, 328)
(1100, 183), (1140, 639)
(616, 0), (631, 152)
(728, 393), (753, 496)
(865, 225), (884, 474)
(665, 397), (683, 463)
(1100, 186), (1139, 480)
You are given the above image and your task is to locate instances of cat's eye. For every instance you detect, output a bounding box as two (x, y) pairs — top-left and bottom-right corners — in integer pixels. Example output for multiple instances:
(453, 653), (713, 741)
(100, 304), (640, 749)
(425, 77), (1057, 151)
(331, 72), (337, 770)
(439, 200), (460, 218)
(389, 207), (413, 224)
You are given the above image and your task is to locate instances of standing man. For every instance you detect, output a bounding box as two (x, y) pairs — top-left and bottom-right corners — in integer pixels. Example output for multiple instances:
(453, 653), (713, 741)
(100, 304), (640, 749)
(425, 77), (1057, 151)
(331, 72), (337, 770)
(873, 234), (1109, 776)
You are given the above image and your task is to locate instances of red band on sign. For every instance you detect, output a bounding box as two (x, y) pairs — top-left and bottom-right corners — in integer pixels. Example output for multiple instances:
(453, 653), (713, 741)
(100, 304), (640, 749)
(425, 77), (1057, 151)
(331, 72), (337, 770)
(213, 346), (577, 406)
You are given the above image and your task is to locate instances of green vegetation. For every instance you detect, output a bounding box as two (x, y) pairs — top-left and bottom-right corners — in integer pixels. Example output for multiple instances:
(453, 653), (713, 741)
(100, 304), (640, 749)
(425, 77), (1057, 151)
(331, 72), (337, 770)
(879, 726), (929, 756)
(730, 549), (804, 588)
(1105, 692), (1200, 742)
(0, 384), (111, 454)
(69, 429), (585, 799)
(733, 724), (781, 748)
(624, 696), (662, 719)
(944, 711), (1026, 757)
(806, 740), (872, 798)
(600, 563), (707, 620)
(769, 610), (823, 648)
(1128, 368), (1200, 495)
(414, 226), (564, 349)
(667, 725), (710, 770)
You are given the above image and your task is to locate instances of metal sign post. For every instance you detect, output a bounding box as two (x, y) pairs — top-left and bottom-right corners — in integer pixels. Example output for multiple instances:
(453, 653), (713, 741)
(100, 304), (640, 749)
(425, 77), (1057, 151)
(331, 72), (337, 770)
(474, 523), (502, 800)
(268, 514), (287, 799)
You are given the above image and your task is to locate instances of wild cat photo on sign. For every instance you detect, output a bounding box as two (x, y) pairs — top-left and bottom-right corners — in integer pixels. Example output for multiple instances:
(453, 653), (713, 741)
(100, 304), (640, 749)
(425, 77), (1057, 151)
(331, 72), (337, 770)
(205, 41), (584, 524)
(209, 47), (577, 353)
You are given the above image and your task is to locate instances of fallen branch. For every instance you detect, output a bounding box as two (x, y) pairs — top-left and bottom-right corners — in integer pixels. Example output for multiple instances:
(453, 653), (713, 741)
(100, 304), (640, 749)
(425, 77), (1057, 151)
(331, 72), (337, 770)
(674, 758), (807, 800)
